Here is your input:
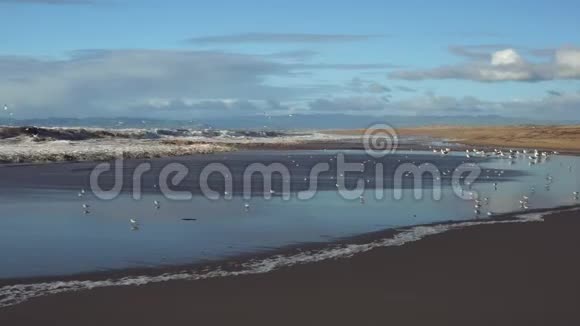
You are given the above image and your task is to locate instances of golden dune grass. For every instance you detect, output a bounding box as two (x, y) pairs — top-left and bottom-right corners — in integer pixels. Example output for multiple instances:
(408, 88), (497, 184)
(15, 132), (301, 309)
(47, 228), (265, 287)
(330, 125), (580, 152)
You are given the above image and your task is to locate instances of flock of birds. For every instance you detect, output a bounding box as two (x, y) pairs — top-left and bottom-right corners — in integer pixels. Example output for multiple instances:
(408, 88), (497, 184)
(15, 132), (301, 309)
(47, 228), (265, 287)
(431, 146), (579, 218)
(77, 185), (253, 231)
(74, 145), (579, 230)
(433, 146), (558, 165)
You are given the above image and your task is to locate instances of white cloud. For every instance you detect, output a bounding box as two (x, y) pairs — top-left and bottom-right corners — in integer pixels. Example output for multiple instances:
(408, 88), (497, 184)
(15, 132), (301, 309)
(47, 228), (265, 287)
(302, 90), (580, 120)
(390, 46), (580, 82)
(2, 46), (579, 121)
(491, 48), (524, 66)
(0, 49), (399, 118)
(1, 49), (380, 118)
(555, 48), (580, 78)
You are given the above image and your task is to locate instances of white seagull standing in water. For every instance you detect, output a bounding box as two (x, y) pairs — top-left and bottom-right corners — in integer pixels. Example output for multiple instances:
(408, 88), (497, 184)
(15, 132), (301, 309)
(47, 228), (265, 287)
(153, 200), (160, 209)
(130, 218), (139, 230)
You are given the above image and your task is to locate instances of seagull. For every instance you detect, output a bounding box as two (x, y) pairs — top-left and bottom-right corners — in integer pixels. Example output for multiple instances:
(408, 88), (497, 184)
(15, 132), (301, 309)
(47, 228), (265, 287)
(3, 104), (7, 111)
(82, 204), (90, 209)
(522, 203), (529, 210)
(130, 218), (139, 230)
(244, 202), (250, 211)
(153, 200), (160, 209)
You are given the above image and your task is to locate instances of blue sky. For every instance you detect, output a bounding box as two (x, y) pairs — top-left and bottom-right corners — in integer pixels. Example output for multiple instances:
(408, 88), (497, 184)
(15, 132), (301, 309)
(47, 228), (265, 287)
(1, 0), (579, 120)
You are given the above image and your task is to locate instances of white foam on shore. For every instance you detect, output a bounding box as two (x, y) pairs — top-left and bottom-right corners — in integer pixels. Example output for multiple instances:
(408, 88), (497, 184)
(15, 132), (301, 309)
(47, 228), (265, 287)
(0, 211), (554, 309)
(0, 139), (234, 163)
(0, 129), (345, 163)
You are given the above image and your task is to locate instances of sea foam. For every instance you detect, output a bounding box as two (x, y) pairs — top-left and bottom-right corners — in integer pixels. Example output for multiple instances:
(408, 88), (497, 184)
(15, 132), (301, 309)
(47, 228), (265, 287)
(0, 126), (342, 163)
(0, 212), (546, 308)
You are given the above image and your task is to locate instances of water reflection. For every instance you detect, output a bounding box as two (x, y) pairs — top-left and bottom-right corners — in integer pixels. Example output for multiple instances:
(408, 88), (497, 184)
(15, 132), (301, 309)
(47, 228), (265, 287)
(0, 150), (578, 278)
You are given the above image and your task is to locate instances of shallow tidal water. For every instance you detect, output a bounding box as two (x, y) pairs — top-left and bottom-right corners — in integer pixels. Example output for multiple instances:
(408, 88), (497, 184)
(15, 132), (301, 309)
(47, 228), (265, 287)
(0, 149), (579, 279)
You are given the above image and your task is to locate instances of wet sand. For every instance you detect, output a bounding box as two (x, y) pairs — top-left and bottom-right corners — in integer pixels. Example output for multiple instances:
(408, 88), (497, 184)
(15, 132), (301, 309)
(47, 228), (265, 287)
(1, 209), (579, 325)
(0, 149), (509, 194)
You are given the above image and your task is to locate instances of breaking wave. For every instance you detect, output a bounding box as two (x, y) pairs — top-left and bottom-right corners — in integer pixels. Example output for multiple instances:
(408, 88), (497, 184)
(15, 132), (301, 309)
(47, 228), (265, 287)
(0, 212), (546, 309)
(0, 126), (339, 163)
(0, 126), (289, 142)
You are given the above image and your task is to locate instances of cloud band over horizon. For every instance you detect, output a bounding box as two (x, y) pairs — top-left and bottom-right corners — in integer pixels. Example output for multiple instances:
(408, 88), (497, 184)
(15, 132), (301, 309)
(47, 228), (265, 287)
(390, 46), (580, 82)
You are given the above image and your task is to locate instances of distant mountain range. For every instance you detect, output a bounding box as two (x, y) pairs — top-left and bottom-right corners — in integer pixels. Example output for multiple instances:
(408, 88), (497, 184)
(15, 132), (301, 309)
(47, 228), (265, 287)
(0, 114), (571, 130)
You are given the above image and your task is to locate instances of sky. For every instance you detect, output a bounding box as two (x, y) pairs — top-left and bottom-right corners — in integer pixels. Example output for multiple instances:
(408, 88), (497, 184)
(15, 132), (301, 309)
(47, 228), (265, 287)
(1, 0), (580, 122)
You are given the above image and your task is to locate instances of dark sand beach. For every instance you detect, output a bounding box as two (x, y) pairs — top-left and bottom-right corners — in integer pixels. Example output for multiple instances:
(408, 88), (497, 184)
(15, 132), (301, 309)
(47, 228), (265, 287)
(1, 209), (579, 325)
